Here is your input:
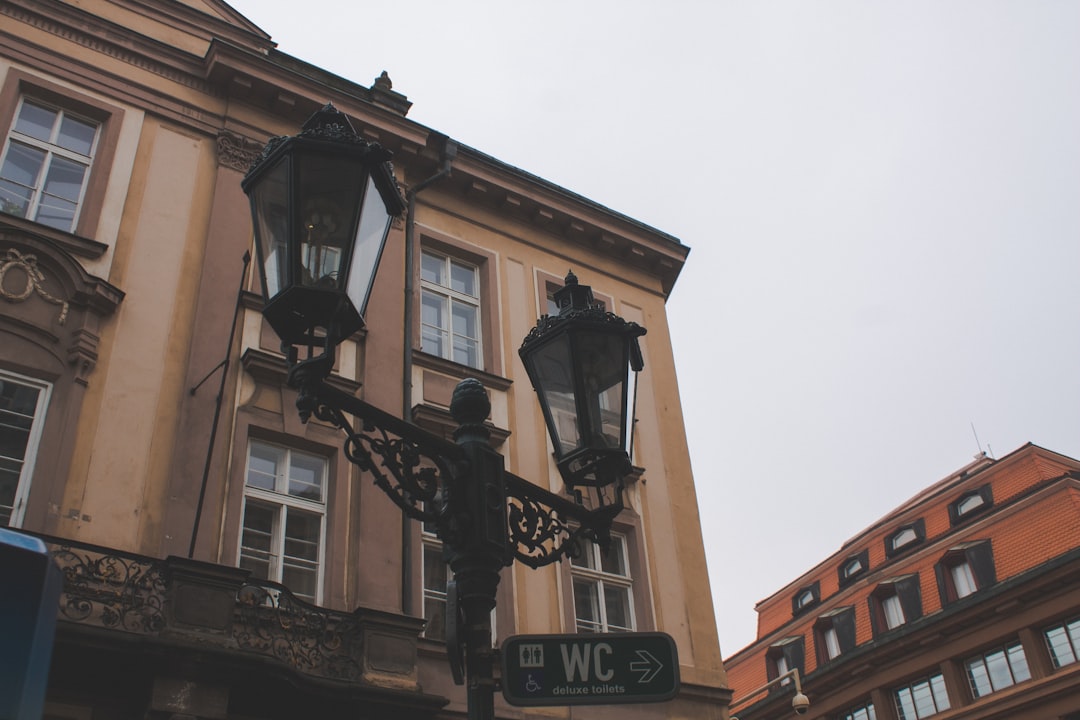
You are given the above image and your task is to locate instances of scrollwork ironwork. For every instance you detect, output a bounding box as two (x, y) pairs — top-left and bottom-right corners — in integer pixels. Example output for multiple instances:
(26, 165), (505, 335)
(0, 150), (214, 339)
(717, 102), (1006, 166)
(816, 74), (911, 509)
(233, 579), (363, 682)
(49, 543), (166, 634)
(307, 382), (462, 528)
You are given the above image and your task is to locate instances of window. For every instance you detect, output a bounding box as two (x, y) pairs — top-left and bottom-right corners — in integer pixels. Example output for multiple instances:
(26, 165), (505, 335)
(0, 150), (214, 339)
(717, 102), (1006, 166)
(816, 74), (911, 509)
(838, 548), (870, 587)
(935, 541), (995, 605)
(0, 371), (51, 527)
(238, 440), (327, 604)
(792, 581), (820, 615)
(422, 523), (449, 640)
(870, 575), (922, 635)
(837, 701), (877, 720)
(420, 523), (498, 643)
(815, 606), (856, 663)
(571, 534), (634, 632)
(766, 636), (804, 685)
(885, 519), (925, 558)
(893, 674), (950, 720)
(1044, 616), (1080, 668)
(965, 641), (1031, 698)
(420, 250), (481, 369)
(0, 98), (98, 232)
(948, 485), (993, 526)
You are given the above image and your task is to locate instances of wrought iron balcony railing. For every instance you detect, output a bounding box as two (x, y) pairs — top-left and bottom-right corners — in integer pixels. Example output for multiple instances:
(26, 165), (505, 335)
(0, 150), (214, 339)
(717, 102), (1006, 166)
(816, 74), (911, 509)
(31, 532), (423, 687)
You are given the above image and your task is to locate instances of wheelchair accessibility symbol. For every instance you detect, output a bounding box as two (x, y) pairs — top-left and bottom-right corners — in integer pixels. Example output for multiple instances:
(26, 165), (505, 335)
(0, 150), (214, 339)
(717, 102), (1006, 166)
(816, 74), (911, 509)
(525, 674), (542, 693)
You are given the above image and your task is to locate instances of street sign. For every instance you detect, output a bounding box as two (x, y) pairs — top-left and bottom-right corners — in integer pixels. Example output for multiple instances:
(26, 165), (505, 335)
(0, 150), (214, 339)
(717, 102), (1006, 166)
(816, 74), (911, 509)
(501, 632), (679, 706)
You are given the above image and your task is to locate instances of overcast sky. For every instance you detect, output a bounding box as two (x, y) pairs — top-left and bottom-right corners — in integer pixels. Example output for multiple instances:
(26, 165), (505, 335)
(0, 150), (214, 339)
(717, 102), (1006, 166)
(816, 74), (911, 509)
(226, 0), (1080, 656)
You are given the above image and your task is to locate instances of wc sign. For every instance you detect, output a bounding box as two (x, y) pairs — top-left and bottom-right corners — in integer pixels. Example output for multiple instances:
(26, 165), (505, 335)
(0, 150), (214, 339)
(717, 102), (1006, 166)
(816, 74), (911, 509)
(501, 632), (679, 707)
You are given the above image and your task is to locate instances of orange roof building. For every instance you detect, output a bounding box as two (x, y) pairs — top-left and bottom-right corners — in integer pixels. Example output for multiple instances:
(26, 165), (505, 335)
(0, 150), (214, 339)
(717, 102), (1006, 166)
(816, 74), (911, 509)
(724, 443), (1080, 720)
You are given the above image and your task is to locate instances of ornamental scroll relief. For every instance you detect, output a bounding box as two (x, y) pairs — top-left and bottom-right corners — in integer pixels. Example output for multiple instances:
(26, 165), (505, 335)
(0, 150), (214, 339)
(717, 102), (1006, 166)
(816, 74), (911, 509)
(216, 131), (266, 172)
(0, 248), (68, 324)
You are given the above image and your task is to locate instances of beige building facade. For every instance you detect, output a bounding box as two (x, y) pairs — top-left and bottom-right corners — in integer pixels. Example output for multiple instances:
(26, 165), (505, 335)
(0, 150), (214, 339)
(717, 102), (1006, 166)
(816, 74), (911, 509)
(0, 1), (729, 717)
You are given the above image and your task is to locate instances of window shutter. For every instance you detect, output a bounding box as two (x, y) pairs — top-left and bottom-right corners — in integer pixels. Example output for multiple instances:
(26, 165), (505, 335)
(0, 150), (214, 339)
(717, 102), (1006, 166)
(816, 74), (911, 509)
(934, 561), (949, 604)
(835, 608), (857, 652)
(968, 541), (996, 588)
(897, 576), (923, 622)
(785, 638), (805, 675)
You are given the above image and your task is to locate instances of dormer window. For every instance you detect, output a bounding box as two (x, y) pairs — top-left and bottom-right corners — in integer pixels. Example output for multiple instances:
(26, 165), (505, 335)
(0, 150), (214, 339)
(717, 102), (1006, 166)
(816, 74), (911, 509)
(892, 528), (917, 548)
(791, 581), (820, 616)
(948, 485), (994, 526)
(885, 519), (926, 558)
(838, 549), (870, 588)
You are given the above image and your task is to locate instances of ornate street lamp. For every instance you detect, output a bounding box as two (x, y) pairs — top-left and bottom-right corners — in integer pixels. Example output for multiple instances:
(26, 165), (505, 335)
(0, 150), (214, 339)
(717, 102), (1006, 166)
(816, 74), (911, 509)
(241, 103), (406, 361)
(519, 271), (645, 495)
(243, 106), (646, 720)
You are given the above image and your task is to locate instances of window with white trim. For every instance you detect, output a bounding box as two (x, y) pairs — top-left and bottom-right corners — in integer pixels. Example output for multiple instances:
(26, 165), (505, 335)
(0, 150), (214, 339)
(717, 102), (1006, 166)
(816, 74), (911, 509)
(0, 371), (51, 527)
(0, 98), (99, 232)
(838, 700), (877, 720)
(815, 606), (856, 663)
(871, 575), (922, 635)
(238, 440), (327, 604)
(422, 523), (449, 640)
(766, 636), (804, 685)
(420, 250), (482, 369)
(965, 640), (1031, 698)
(420, 522), (497, 643)
(936, 541), (995, 605)
(1044, 616), (1080, 668)
(893, 673), (950, 720)
(571, 534), (634, 632)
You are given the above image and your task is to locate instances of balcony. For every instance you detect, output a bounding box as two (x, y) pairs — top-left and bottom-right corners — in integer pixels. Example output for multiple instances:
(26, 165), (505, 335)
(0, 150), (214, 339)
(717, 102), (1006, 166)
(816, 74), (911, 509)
(34, 533), (428, 692)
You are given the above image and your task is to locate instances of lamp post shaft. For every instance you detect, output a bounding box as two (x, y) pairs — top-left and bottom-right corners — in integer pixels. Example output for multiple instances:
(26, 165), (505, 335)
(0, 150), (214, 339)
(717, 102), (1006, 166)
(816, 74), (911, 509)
(447, 378), (508, 720)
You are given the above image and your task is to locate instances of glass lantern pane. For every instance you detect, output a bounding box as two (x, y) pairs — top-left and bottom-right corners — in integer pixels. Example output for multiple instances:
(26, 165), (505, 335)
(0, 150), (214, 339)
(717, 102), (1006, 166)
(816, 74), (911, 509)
(574, 331), (626, 451)
(345, 174), (392, 319)
(527, 335), (579, 456)
(250, 158), (290, 299)
(295, 152), (365, 291)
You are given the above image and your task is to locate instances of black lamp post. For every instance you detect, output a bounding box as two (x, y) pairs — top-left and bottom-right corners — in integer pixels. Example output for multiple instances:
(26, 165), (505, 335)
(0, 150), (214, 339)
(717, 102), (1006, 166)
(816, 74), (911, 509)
(243, 105), (646, 720)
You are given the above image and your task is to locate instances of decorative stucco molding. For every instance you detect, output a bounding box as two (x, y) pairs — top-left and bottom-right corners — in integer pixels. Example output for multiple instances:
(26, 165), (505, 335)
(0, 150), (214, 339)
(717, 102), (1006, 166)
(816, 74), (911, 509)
(216, 131), (265, 172)
(0, 247), (69, 324)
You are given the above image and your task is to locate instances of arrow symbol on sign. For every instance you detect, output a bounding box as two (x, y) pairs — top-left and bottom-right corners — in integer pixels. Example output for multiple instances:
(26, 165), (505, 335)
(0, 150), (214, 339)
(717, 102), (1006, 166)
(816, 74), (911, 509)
(630, 649), (663, 683)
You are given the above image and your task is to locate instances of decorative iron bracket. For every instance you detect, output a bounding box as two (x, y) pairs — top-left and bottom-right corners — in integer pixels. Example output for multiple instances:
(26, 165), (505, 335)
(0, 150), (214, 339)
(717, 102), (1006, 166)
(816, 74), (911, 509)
(298, 379), (622, 568)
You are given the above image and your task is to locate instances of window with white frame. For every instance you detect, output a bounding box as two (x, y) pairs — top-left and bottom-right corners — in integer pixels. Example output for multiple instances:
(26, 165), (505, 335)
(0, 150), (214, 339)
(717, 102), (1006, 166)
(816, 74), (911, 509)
(1044, 616), (1080, 668)
(571, 534), (634, 633)
(886, 520), (925, 557)
(965, 640), (1031, 698)
(767, 636), (804, 685)
(893, 673), (950, 720)
(0, 371), (51, 527)
(871, 575), (922, 635)
(838, 700), (877, 720)
(422, 523), (448, 640)
(815, 606), (856, 664)
(420, 250), (482, 369)
(936, 541), (995, 605)
(838, 548), (870, 588)
(239, 440), (327, 604)
(0, 98), (99, 232)
(420, 522), (497, 643)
